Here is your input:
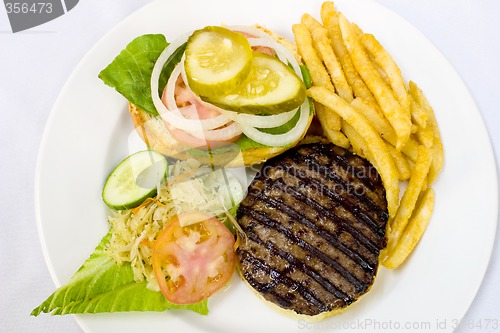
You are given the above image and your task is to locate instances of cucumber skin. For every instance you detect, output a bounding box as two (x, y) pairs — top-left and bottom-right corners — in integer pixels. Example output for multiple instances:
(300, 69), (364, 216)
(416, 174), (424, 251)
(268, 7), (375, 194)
(198, 53), (307, 115)
(102, 150), (168, 211)
(103, 187), (158, 211)
(202, 95), (306, 115)
(185, 26), (253, 98)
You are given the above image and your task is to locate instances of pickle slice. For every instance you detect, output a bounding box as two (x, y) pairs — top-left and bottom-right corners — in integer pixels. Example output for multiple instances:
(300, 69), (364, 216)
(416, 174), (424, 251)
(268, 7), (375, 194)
(202, 52), (307, 115)
(185, 26), (253, 97)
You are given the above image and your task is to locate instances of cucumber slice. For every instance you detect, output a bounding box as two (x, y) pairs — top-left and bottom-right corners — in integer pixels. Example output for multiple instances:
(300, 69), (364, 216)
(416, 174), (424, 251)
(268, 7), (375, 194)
(202, 52), (307, 115)
(102, 150), (168, 210)
(185, 26), (253, 97)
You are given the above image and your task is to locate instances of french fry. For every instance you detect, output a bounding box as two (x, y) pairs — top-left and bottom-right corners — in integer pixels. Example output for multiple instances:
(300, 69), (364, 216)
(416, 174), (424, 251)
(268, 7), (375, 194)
(349, 98), (416, 162)
(383, 188), (435, 269)
(293, 23), (341, 130)
(311, 27), (353, 101)
(383, 145), (432, 258)
(314, 102), (350, 148)
(428, 138), (444, 185)
(370, 54), (391, 87)
(351, 22), (364, 37)
(406, 158), (415, 175)
(308, 86), (400, 217)
(360, 33), (411, 115)
(350, 97), (420, 167)
(416, 124), (434, 148)
(409, 95), (428, 129)
(301, 13), (324, 31)
(409, 81), (444, 184)
(293, 23), (334, 91)
(327, 128), (351, 149)
(342, 121), (367, 158)
(338, 13), (412, 149)
(387, 143), (411, 181)
(400, 137), (419, 162)
(350, 97), (397, 144)
(342, 116), (410, 182)
(409, 82), (434, 124)
(320, 2), (376, 104)
(313, 102), (336, 132)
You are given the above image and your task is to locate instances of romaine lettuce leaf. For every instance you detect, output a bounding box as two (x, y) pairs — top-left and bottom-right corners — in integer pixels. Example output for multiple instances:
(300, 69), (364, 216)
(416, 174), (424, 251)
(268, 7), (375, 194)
(98, 34), (186, 116)
(31, 232), (208, 316)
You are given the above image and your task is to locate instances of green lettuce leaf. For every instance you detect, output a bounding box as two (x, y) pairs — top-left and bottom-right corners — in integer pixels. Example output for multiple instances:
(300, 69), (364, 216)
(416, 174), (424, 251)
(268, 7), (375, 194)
(98, 34), (187, 116)
(31, 232), (208, 316)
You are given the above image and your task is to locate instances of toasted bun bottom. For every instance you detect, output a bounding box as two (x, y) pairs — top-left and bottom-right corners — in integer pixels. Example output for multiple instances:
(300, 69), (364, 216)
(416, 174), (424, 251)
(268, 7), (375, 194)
(129, 103), (313, 167)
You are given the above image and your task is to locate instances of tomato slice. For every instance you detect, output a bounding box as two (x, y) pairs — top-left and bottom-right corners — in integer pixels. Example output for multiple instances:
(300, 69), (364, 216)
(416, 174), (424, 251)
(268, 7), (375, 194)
(167, 126), (239, 150)
(152, 212), (236, 304)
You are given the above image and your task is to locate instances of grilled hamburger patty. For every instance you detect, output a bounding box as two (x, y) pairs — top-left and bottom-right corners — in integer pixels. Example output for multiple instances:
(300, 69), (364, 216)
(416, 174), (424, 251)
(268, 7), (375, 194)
(236, 142), (389, 316)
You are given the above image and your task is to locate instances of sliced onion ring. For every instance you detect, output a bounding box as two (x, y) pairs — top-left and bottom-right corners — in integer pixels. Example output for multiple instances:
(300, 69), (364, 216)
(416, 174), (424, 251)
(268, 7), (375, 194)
(151, 32), (232, 132)
(239, 99), (310, 147)
(161, 56), (242, 142)
(188, 121), (243, 141)
(162, 62), (231, 130)
(211, 103), (299, 129)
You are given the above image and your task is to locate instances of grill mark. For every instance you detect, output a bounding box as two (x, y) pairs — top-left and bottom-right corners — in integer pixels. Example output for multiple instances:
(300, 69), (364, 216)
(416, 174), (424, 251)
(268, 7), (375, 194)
(239, 250), (330, 312)
(309, 154), (389, 224)
(302, 155), (387, 223)
(278, 170), (383, 242)
(240, 269), (294, 309)
(257, 176), (381, 254)
(249, 184), (376, 272)
(294, 151), (388, 221)
(244, 229), (354, 305)
(281, 160), (386, 236)
(239, 205), (369, 293)
(303, 144), (379, 191)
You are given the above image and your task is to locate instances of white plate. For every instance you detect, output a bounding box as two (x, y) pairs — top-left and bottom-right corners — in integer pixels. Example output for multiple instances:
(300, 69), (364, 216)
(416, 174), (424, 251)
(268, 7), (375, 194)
(35, 0), (498, 332)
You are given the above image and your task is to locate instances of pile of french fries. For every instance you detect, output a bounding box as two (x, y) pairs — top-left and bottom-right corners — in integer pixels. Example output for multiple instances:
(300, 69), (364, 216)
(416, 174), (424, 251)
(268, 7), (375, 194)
(292, 2), (444, 269)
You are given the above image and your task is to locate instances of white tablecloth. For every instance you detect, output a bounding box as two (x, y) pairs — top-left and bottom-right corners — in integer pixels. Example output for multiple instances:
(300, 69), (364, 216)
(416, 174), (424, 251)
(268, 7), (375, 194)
(1, 1), (498, 332)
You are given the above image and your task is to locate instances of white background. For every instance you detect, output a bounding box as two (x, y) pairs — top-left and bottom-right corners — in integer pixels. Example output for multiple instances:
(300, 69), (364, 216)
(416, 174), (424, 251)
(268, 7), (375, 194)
(0, 0), (498, 332)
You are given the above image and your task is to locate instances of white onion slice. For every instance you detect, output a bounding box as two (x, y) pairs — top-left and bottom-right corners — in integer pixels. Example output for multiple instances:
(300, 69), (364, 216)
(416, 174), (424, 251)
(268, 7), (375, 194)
(163, 61), (242, 141)
(162, 63), (231, 130)
(163, 62), (181, 109)
(151, 32), (231, 132)
(216, 106), (299, 129)
(151, 31), (190, 112)
(189, 121), (243, 141)
(240, 99), (310, 147)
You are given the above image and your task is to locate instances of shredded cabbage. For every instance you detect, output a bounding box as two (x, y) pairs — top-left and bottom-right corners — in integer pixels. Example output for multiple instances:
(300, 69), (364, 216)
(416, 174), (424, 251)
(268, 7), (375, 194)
(105, 159), (243, 290)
